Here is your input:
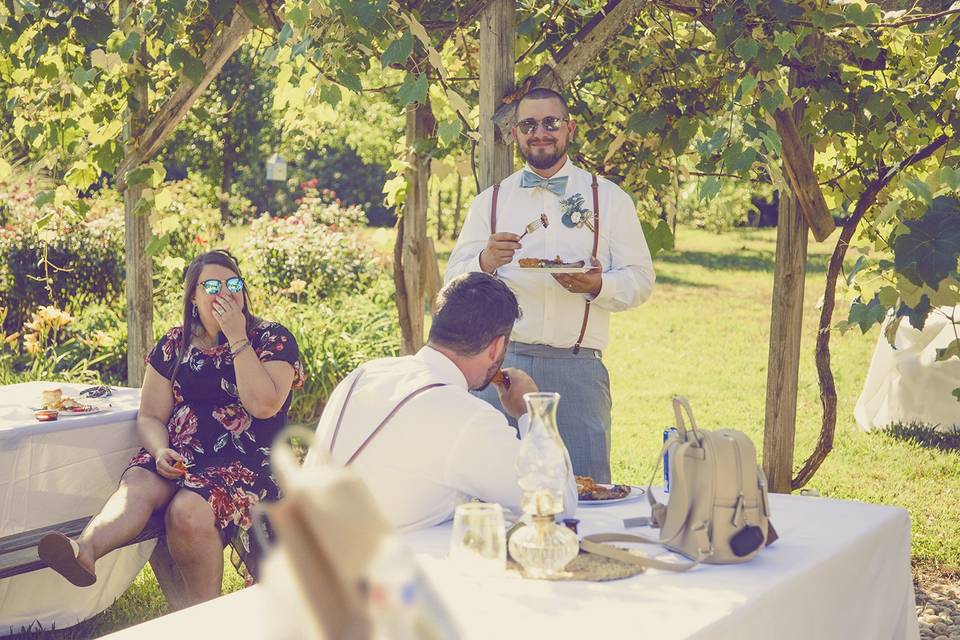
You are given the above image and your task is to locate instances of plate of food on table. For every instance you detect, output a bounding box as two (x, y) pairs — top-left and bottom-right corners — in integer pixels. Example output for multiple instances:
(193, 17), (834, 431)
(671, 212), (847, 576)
(33, 388), (109, 421)
(576, 475), (644, 505)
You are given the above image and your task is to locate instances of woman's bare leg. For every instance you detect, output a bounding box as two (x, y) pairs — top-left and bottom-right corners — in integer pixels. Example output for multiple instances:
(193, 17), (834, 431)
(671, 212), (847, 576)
(164, 489), (224, 606)
(74, 466), (178, 574)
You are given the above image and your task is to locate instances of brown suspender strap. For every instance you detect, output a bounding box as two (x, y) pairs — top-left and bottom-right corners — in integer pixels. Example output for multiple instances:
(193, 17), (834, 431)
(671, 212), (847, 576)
(490, 182), (501, 234)
(328, 370), (445, 466)
(573, 174), (601, 354)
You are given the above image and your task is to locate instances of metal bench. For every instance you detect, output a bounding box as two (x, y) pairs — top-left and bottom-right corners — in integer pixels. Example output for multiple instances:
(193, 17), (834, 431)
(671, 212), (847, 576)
(0, 514), (165, 580)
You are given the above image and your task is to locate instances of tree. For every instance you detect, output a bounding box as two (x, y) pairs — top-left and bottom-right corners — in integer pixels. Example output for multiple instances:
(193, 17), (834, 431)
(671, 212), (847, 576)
(2, 0), (958, 487)
(160, 41), (277, 221)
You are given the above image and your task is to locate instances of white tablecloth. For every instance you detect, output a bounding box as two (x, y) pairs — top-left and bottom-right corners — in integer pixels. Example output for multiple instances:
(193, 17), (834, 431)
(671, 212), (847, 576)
(856, 307), (960, 432)
(100, 492), (920, 640)
(0, 381), (154, 635)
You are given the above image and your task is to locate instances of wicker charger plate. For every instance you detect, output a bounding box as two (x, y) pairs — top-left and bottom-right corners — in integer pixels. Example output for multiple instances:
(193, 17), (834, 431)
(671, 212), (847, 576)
(507, 548), (644, 582)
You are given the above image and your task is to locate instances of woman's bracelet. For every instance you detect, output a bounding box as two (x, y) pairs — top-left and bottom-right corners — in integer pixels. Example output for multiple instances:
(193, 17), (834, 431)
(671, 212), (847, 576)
(230, 338), (251, 356)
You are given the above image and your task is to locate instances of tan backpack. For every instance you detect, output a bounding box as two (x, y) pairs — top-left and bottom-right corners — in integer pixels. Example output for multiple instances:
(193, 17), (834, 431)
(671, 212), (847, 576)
(582, 397), (776, 570)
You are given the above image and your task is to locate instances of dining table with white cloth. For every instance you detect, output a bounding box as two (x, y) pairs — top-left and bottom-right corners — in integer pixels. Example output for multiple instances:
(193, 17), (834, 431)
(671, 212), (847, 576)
(100, 490), (920, 640)
(0, 381), (153, 635)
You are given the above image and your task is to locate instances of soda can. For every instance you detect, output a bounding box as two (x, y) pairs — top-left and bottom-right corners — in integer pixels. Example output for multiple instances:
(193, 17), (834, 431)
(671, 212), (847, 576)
(663, 428), (678, 493)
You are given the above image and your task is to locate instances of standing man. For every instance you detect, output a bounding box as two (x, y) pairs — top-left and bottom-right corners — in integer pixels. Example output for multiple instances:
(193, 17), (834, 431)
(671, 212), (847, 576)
(444, 87), (655, 483)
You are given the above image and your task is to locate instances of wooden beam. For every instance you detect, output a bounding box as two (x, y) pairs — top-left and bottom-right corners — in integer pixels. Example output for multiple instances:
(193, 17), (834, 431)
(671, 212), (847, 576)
(762, 66), (812, 493)
(422, 237), (443, 315)
(122, 0), (152, 387)
(479, 0), (516, 189)
(772, 109), (836, 242)
(115, 9), (255, 183)
(491, 0), (647, 138)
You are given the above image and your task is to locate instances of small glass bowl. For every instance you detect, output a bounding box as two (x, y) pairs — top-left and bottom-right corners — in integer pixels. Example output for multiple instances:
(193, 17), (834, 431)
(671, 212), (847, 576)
(35, 409), (59, 422)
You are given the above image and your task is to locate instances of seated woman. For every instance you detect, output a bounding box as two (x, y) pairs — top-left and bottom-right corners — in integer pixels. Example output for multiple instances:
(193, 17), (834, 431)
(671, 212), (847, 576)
(38, 249), (304, 606)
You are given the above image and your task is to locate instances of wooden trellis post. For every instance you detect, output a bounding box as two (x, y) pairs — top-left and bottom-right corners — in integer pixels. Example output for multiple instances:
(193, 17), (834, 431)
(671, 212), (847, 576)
(396, 95), (436, 354)
(479, 0), (516, 189)
(122, 0), (152, 388)
(763, 46), (834, 492)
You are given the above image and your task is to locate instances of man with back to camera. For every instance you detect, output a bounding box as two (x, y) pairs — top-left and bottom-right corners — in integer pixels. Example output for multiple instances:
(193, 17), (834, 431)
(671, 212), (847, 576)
(445, 87), (655, 484)
(306, 272), (577, 529)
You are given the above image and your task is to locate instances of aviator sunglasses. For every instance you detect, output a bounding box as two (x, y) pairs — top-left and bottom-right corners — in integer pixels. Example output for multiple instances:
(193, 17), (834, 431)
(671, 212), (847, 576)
(516, 116), (569, 135)
(201, 276), (244, 295)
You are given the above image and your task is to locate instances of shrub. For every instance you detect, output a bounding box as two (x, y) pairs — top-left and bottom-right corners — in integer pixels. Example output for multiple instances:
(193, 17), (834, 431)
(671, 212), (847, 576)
(152, 176), (224, 259)
(291, 183), (368, 230)
(0, 186), (125, 334)
(674, 179), (774, 232)
(243, 203), (378, 301)
(150, 176), (226, 299)
(63, 300), (129, 383)
(12, 303), (115, 384)
(265, 290), (400, 423)
(0, 172), (227, 336)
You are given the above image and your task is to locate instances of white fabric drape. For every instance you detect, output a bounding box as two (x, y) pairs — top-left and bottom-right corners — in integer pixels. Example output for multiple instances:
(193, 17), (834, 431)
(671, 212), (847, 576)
(0, 382), (154, 635)
(100, 492), (919, 640)
(856, 307), (960, 433)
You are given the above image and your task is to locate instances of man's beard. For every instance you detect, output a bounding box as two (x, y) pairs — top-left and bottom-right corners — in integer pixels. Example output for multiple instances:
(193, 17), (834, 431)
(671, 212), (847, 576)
(474, 348), (507, 392)
(520, 136), (568, 170)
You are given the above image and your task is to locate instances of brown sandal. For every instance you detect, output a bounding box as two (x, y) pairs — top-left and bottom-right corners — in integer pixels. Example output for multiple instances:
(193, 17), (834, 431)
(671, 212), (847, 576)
(37, 532), (96, 587)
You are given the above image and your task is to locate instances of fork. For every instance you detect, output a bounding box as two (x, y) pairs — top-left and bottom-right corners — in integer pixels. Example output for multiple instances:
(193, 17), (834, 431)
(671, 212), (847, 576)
(518, 213), (549, 240)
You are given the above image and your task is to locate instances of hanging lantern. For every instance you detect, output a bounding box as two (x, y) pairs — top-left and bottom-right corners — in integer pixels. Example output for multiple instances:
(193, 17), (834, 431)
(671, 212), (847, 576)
(266, 152), (287, 182)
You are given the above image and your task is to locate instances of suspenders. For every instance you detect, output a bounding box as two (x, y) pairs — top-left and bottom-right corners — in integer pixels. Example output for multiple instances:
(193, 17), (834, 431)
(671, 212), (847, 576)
(328, 369), (445, 465)
(489, 174), (600, 354)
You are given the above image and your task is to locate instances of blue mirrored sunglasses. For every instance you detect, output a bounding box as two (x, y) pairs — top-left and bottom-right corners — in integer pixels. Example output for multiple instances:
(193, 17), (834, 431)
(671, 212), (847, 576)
(201, 277), (244, 295)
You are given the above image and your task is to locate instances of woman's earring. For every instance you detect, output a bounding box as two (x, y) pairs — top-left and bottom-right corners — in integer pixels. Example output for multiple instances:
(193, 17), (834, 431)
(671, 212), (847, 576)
(192, 304), (198, 319)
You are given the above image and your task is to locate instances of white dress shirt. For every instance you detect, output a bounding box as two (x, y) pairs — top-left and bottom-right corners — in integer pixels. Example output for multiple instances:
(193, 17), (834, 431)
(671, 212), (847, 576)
(305, 347), (577, 531)
(445, 159), (655, 351)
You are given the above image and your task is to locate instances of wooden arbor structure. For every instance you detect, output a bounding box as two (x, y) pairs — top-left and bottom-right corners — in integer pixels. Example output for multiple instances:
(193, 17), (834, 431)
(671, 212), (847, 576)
(459, 0), (835, 494)
(120, 0), (836, 494)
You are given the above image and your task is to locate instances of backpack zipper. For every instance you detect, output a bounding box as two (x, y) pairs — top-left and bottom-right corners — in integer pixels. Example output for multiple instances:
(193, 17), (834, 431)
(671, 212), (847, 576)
(726, 433), (746, 527)
(758, 470), (770, 517)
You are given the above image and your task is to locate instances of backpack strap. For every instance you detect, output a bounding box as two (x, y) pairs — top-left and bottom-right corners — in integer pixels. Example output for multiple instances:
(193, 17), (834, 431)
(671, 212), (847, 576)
(580, 532), (703, 572)
(328, 370), (445, 465)
(490, 182), (501, 234)
(572, 174), (600, 354)
(581, 437), (708, 571)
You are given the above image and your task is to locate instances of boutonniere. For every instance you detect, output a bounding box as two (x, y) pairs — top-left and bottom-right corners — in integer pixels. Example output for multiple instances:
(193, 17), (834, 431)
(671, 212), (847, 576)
(560, 193), (595, 232)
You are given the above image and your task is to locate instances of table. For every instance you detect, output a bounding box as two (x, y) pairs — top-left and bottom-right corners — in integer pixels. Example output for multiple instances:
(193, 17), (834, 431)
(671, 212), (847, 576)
(856, 306), (960, 432)
(0, 381), (154, 635)
(100, 492), (920, 640)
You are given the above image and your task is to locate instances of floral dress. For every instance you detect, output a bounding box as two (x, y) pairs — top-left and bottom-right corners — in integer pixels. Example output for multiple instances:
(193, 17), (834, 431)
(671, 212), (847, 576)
(127, 320), (305, 574)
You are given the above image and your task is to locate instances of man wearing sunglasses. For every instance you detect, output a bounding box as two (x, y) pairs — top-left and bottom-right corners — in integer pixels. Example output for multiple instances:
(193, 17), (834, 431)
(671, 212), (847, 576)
(445, 87), (655, 484)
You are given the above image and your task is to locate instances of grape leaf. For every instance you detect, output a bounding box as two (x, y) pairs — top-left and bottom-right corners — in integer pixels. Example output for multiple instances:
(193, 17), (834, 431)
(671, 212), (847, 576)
(893, 196), (960, 289)
(381, 33), (413, 69)
(847, 295), (887, 333)
(72, 10), (113, 46)
(397, 72), (427, 107)
(896, 294), (932, 331)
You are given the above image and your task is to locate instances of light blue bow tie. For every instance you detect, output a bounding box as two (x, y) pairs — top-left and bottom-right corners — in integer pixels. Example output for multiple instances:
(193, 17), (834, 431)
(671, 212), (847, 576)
(520, 170), (568, 197)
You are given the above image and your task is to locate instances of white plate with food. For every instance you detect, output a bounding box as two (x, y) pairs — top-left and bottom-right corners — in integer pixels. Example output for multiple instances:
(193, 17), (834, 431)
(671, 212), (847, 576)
(517, 258), (592, 274)
(56, 404), (108, 417)
(31, 403), (108, 417)
(33, 389), (109, 417)
(576, 476), (645, 506)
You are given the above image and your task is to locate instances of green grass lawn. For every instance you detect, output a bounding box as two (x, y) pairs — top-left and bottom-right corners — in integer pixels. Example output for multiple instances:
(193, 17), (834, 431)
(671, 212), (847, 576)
(17, 226), (957, 638)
